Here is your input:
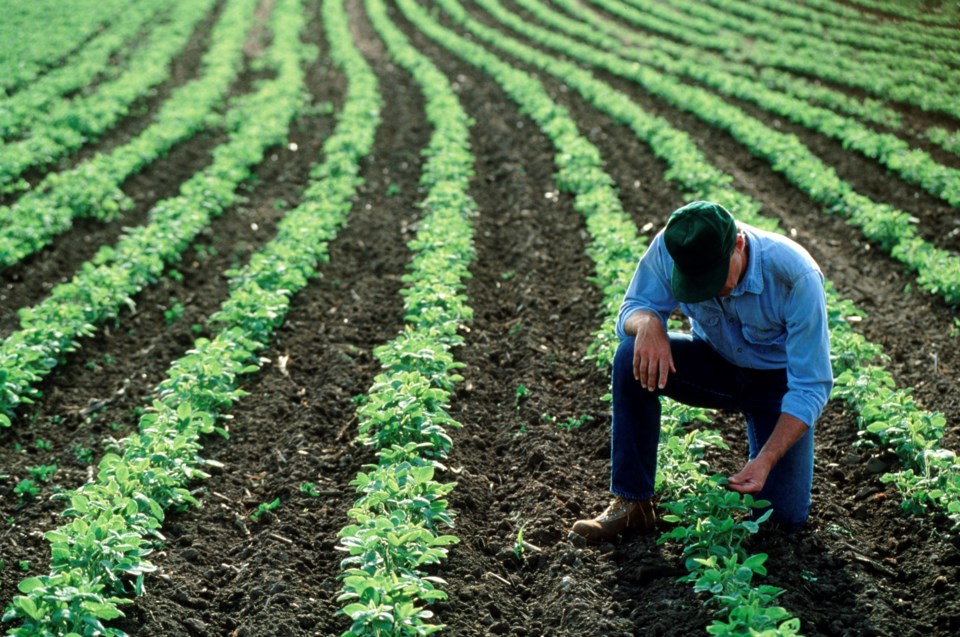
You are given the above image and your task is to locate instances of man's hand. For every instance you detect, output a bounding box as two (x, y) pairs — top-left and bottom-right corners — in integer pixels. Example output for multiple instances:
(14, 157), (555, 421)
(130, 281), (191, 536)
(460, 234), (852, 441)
(727, 457), (771, 494)
(727, 414), (809, 495)
(627, 311), (675, 391)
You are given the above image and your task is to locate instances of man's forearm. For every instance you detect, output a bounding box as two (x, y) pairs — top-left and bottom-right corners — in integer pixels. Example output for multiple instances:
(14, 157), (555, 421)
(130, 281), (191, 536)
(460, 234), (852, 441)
(622, 310), (662, 337)
(728, 412), (809, 495)
(755, 413), (809, 469)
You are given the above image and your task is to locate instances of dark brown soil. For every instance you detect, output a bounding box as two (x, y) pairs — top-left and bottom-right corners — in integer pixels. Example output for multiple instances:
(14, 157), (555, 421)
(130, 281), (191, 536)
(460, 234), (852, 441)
(1, 1), (959, 637)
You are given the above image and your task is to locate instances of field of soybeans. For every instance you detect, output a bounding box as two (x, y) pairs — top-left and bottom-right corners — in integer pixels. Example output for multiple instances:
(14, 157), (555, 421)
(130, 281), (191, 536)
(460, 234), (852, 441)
(1, 0), (959, 635)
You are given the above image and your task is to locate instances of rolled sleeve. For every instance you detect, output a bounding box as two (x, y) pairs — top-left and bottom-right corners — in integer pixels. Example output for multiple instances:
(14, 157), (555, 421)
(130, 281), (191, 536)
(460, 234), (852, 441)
(616, 233), (679, 340)
(780, 270), (833, 428)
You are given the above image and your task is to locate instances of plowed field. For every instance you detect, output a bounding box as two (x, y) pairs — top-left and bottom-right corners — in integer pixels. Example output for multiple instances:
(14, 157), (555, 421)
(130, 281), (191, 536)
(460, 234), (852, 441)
(1, 1), (959, 636)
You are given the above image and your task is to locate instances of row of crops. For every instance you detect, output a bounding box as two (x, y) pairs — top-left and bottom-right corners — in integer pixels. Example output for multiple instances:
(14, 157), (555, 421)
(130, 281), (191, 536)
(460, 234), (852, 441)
(1, 0), (958, 635)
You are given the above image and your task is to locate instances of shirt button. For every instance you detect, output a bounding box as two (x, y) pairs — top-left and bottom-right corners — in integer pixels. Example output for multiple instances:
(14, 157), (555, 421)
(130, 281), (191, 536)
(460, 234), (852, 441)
(737, 347), (743, 353)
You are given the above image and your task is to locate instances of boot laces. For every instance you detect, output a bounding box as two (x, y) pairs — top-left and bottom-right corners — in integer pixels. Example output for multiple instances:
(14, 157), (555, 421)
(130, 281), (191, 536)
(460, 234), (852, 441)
(599, 496), (633, 522)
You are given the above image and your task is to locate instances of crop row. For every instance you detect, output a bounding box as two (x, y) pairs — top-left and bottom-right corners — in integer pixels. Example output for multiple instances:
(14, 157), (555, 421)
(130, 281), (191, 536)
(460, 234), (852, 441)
(929, 128), (960, 158)
(556, 0), (898, 126)
(0, 0), (215, 195)
(336, 0), (474, 633)
(797, 0), (960, 39)
(646, 0), (959, 86)
(0, 0), (169, 141)
(690, 0), (960, 64)
(843, 0), (960, 25)
(556, 0), (960, 164)
(0, 0), (258, 271)
(0, 0), (358, 632)
(0, 0), (131, 95)
(0, 0), (313, 427)
(475, 0), (960, 308)
(573, 0), (923, 153)
(596, 0), (959, 119)
(718, 0), (960, 53)
(518, 0), (960, 212)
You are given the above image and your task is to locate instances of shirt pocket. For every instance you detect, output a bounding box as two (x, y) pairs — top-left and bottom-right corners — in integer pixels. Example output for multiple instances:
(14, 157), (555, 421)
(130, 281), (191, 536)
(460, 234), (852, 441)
(683, 302), (722, 327)
(742, 323), (787, 347)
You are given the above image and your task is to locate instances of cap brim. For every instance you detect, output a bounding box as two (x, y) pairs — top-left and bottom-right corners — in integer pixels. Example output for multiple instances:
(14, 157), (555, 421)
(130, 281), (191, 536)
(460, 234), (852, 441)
(671, 263), (728, 303)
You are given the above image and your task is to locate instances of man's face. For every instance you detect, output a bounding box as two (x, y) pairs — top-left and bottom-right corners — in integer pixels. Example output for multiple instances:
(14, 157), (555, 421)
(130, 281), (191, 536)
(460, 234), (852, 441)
(716, 234), (747, 298)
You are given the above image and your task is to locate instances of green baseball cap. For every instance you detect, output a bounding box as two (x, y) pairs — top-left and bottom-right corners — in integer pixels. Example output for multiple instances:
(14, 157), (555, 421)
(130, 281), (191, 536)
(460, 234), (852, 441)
(663, 201), (737, 303)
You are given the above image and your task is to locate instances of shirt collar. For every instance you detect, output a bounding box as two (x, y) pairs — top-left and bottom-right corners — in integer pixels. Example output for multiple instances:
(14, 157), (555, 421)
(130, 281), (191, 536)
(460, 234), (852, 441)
(728, 226), (763, 297)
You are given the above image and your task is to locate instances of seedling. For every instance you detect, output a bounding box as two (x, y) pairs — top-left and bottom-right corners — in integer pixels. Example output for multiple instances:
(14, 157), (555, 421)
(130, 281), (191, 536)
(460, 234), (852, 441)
(385, 182), (401, 197)
(513, 521), (528, 561)
(299, 482), (320, 497)
(514, 384), (528, 409)
(164, 300), (185, 325)
(250, 498), (281, 522)
(34, 439), (52, 452)
(557, 414), (593, 430)
(14, 479), (40, 502)
(27, 464), (57, 483)
(72, 445), (95, 464)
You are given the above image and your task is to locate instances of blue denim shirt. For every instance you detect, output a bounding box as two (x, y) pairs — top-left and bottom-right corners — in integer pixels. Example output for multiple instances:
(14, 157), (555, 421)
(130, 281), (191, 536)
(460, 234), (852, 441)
(617, 224), (833, 428)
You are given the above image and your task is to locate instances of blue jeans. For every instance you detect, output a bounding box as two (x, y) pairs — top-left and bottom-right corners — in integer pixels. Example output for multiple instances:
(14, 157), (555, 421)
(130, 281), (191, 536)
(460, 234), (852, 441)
(610, 334), (813, 530)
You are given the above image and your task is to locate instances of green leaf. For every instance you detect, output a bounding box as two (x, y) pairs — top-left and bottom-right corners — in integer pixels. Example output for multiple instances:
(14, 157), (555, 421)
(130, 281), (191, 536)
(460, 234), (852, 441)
(14, 596), (42, 621)
(17, 577), (45, 594)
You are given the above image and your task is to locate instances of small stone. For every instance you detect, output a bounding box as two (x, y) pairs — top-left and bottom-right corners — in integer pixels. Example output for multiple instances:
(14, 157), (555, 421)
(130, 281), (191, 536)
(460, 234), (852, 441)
(855, 486), (881, 500)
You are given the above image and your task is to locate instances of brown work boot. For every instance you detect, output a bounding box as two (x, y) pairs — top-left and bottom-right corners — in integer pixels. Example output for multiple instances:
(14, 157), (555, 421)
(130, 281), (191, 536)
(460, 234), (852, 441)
(570, 496), (656, 542)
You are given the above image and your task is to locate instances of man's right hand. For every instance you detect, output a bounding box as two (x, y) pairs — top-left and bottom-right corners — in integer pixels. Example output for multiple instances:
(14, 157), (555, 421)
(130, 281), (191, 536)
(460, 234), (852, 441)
(628, 312), (675, 391)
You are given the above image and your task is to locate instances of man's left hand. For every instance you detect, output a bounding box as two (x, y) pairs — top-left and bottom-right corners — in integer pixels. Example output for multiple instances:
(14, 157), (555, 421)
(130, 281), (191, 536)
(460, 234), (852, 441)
(727, 457), (772, 495)
(727, 414), (809, 496)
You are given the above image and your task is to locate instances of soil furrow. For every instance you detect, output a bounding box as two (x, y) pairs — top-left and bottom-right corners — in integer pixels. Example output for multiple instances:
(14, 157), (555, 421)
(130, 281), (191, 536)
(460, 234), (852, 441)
(115, 3), (431, 633)
(387, 2), (717, 635)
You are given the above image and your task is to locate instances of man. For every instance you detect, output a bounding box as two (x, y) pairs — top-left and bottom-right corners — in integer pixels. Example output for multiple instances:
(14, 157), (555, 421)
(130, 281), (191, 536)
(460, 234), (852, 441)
(572, 200), (832, 542)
